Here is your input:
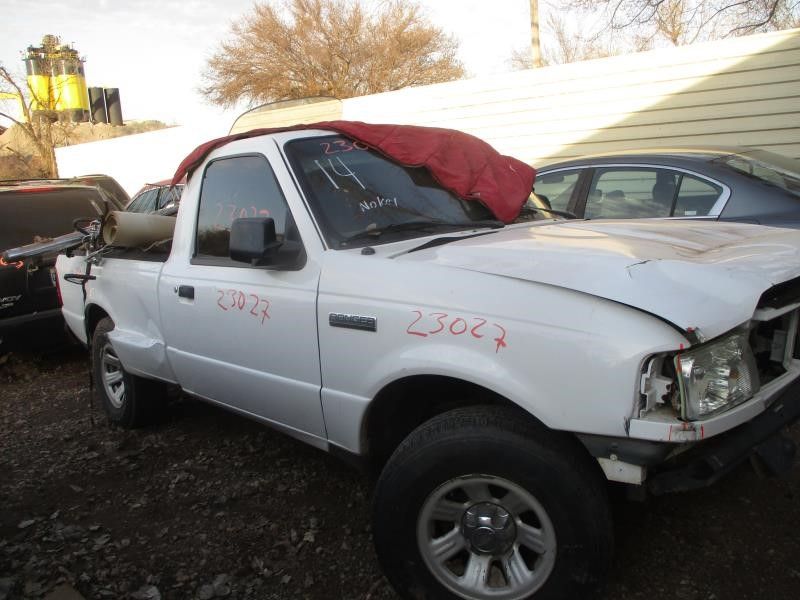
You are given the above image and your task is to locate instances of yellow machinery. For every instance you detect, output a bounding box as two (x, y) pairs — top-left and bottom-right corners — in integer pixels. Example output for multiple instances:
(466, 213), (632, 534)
(24, 35), (90, 122)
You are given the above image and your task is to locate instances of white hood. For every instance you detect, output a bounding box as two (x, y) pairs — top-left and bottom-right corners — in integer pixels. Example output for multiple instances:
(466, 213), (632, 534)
(400, 220), (800, 341)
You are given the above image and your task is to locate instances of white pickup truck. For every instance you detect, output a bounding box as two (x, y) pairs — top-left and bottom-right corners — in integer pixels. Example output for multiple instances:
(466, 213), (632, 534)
(55, 124), (800, 600)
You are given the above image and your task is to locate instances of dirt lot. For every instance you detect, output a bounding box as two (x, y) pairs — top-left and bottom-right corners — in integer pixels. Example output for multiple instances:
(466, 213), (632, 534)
(2, 347), (800, 600)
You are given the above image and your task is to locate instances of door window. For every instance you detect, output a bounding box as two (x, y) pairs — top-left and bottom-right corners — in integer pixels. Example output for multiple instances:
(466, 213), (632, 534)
(534, 170), (580, 212)
(140, 189), (159, 213)
(195, 154), (290, 260)
(127, 189), (156, 213)
(585, 167), (724, 219)
(156, 186), (173, 210)
(674, 175), (723, 217)
(125, 194), (145, 213)
(585, 168), (676, 219)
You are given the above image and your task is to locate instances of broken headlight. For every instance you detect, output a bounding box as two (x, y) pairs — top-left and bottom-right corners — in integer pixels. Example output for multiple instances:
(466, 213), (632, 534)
(675, 327), (760, 420)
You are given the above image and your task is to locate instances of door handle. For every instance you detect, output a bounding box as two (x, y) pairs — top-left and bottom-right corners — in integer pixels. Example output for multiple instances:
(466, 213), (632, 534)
(177, 285), (195, 299)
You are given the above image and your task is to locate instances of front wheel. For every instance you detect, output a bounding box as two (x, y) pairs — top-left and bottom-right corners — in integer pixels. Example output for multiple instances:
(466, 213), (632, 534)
(91, 317), (166, 428)
(372, 406), (613, 600)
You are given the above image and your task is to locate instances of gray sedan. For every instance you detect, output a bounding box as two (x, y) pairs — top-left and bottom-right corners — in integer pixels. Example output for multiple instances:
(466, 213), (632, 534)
(534, 147), (800, 227)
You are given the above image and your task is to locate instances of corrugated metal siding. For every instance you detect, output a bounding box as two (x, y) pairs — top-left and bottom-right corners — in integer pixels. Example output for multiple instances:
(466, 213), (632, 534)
(230, 28), (800, 164)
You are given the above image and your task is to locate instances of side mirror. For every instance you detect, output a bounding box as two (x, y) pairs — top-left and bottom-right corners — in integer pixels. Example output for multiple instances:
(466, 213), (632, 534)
(229, 217), (304, 269)
(230, 218), (281, 265)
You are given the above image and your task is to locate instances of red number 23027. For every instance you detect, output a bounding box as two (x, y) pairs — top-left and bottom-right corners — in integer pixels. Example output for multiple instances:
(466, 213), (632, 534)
(216, 288), (271, 326)
(406, 310), (508, 353)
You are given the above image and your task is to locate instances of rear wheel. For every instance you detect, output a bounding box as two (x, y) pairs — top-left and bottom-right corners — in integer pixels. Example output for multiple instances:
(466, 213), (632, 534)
(91, 317), (166, 428)
(372, 406), (613, 600)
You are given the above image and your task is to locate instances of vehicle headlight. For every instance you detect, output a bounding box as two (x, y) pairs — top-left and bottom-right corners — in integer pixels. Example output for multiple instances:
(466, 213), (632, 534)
(675, 328), (760, 420)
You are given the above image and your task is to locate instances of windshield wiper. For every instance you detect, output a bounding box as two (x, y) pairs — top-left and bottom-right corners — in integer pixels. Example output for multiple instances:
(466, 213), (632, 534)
(339, 219), (504, 247)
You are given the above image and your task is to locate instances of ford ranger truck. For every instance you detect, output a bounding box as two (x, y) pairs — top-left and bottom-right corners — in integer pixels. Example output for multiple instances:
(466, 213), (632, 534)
(56, 125), (800, 600)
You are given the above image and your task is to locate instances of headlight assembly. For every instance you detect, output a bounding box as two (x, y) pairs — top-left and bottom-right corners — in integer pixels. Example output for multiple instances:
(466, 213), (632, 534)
(675, 327), (760, 420)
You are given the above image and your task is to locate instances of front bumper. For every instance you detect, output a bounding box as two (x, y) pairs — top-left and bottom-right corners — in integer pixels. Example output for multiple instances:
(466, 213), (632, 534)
(646, 374), (800, 494)
(579, 374), (800, 493)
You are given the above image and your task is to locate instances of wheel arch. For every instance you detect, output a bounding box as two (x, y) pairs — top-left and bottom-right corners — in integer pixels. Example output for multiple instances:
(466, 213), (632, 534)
(85, 303), (111, 345)
(361, 374), (549, 474)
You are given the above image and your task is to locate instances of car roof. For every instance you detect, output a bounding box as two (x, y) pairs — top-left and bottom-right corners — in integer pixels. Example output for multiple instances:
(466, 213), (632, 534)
(142, 178), (181, 188)
(0, 178), (71, 188)
(0, 175), (130, 210)
(0, 181), (102, 194)
(537, 146), (749, 169)
(131, 179), (184, 200)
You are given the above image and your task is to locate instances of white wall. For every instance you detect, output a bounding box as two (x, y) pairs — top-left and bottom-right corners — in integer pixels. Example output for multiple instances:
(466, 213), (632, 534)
(232, 28), (800, 164)
(342, 28), (800, 164)
(56, 119), (232, 196)
(58, 27), (800, 191)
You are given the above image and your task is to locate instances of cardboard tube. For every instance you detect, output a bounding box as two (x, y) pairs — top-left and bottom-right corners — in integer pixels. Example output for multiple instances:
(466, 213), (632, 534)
(102, 211), (176, 247)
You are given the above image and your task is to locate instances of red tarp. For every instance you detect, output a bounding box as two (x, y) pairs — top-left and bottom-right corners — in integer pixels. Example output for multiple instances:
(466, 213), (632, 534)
(171, 121), (535, 223)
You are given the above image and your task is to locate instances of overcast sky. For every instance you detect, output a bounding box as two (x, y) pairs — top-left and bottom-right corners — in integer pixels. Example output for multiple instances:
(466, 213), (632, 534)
(0, 0), (536, 126)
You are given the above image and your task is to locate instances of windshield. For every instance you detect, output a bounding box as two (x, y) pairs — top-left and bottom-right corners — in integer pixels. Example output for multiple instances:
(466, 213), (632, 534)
(714, 150), (800, 198)
(285, 135), (539, 248)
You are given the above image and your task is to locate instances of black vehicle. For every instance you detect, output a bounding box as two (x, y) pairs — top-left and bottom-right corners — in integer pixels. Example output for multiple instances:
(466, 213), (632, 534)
(0, 177), (128, 348)
(534, 147), (800, 226)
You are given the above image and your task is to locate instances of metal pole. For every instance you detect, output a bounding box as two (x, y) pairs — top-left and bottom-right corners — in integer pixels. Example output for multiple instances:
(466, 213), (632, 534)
(530, 0), (543, 67)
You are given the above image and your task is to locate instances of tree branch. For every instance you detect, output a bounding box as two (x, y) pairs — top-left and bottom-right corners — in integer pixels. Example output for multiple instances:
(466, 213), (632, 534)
(727, 0), (782, 33)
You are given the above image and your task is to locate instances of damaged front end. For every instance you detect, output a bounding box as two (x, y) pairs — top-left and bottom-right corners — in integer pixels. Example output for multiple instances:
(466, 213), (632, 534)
(631, 277), (800, 493)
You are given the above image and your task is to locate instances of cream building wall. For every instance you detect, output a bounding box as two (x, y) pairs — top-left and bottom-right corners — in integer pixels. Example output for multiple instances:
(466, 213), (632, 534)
(231, 28), (800, 165)
(59, 27), (800, 194)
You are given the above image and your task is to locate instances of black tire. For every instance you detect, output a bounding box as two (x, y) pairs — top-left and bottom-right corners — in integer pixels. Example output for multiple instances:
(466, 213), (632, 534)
(372, 406), (613, 600)
(91, 317), (166, 428)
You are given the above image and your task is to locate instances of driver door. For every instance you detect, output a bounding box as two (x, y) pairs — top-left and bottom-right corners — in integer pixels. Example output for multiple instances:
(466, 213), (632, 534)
(158, 150), (325, 441)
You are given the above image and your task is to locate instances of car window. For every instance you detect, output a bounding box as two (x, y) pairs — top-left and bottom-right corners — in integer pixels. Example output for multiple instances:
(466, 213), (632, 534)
(195, 154), (289, 259)
(284, 135), (495, 248)
(157, 186), (177, 210)
(534, 170), (580, 211)
(128, 189), (158, 213)
(585, 168), (678, 219)
(155, 187), (168, 210)
(169, 184), (184, 206)
(144, 189), (161, 213)
(717, 152), (800, 198)
(126, 194), (146, 213)
(1, 188), (104, 249)
(674, 175), (723, 217)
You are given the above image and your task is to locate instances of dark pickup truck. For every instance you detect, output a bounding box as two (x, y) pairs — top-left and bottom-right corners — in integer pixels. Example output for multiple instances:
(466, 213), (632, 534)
(0, 175), (128, 348)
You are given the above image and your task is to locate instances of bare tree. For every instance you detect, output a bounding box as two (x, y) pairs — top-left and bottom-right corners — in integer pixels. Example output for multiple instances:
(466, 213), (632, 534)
(510, 12), (616, 69)
(201, 0), (465, 107)
(571, 0), (800, 44)
(546, 13), (615, 63)
(0, 65), (63, 177)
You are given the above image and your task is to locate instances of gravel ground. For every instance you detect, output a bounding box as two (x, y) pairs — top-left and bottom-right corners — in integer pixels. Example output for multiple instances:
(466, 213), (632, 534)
(1, 347), (800, 600)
